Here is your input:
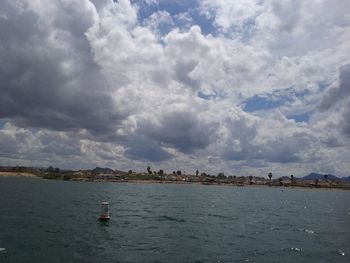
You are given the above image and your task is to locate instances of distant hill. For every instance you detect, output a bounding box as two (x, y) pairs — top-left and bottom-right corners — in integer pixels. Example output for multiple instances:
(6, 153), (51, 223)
(341, 176), (350, 182)
(92, 167), (114, 174)
(302, 173), (339, 181)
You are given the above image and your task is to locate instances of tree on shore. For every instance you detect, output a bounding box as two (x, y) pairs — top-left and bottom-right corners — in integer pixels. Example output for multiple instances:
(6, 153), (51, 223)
(217, 172), (226, 179)
(46, 166), (60, 173)
(47, 166), (54, 172)
(324, 174), (328, 181)
(158, 169), (164, 175)
(268, 172), (273, 181)
(176, 170), (182, 175)
(278, 177), (283, 186)
(147, 166), (151, 174)
(196, 170), (199, 176)
(290, 174), (294, 183)
(249, 175), (253, 184)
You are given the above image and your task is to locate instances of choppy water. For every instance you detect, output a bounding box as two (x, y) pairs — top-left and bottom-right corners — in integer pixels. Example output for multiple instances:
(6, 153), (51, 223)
(0, 177), (349, 263)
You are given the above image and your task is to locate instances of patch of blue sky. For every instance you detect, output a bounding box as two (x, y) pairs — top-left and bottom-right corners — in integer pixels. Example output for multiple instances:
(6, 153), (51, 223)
(286, 112), (310, 123)
(293, 88), (310, 98)
(239, 18), (257, 43)
(0, 119), (7, 129)
(132, 0), (217, 36)
(198, 91), (214, 100)
(243, 85), (317, 113)
(274, 86), (310, 99)
(243, 94), (290, 112)
(187, 10), (217, 36)
(156, 21), (175, 36)
(242, 87), (315, 122)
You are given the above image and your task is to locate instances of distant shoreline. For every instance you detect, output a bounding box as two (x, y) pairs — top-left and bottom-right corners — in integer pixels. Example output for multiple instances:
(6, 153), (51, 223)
(1, 171), (349, 190)
(83, 179), (350, 190)
(94, 179), (350, 190)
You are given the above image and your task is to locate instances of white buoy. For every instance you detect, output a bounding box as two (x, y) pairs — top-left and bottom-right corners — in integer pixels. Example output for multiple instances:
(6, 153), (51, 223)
(99, 202), (110, 221)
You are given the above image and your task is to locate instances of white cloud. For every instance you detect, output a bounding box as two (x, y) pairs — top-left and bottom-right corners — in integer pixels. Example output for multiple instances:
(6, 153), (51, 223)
(199, 0), (261, 32)
(0, 0), (350, 177)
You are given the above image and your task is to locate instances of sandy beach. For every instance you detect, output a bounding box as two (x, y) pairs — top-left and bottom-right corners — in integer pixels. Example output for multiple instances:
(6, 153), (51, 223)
(0, 172), (37, 177)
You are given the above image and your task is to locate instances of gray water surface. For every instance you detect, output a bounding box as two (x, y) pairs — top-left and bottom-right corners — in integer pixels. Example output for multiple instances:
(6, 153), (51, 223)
(0, 177), (349, 262)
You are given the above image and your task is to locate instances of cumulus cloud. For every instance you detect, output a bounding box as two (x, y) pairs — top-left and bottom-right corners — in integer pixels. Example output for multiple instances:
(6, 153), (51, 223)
(0, 0), (126, 139)
(218, 109), (317, 164)
(199, 0), (261, 32)
(125, 135), (173, 162)
(137, 107), (217, 153)
(317, 64), (350, 137)
(0, 0), (350, 176)
(319, 64), (350, 110)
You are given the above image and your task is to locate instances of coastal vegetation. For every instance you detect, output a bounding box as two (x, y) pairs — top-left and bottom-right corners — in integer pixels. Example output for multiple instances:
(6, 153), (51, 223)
(1, 166), (350, 190)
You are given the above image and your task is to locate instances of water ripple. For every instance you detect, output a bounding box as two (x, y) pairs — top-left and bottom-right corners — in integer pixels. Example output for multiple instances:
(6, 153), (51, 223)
(154, 215), (186, 223)
(1, 178), (350, 263)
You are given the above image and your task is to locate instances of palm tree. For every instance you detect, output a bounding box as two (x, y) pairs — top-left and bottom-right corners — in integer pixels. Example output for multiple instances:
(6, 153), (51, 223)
(268, 172), (272, 181)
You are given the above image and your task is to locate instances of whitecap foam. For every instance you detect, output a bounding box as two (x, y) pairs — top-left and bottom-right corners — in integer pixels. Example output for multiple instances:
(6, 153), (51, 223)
(304, 229), (314, 234)
(298, 228), (315, 234)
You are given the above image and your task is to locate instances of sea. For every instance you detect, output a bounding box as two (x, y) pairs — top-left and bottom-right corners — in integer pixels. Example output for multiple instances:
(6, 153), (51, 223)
(0, 177), (349, 263)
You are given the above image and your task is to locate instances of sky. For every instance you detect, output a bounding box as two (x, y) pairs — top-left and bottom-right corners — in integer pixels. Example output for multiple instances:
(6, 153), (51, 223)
(0, 0), (350, 177)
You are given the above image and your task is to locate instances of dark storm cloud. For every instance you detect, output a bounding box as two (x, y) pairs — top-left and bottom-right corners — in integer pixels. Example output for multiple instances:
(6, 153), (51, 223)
(318, 64), (350, 137)
(222, 115), (314, 164)
(341, 101), (350, 137)
(125, 135), (173, 162)
(0, 1), (124, 138)
(223, 136), (307, 163)
(137, 110), (216, 153)
(319, 64), (350, 110)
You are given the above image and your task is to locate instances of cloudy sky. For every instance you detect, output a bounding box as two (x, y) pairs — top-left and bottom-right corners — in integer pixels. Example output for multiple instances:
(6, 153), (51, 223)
(0, 0), (350, 177)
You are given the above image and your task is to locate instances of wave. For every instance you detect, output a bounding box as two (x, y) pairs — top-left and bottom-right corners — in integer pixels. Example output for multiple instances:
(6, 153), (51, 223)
(154, 215), (186, 223)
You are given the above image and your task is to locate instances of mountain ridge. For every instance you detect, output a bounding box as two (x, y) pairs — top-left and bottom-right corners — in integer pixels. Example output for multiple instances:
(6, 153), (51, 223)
(301, 173), (350, 182)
